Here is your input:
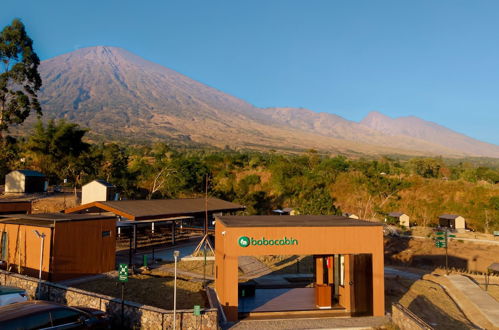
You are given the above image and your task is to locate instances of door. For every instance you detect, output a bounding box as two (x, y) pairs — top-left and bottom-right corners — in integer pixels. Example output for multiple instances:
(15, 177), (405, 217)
(352, 254), (373, 316)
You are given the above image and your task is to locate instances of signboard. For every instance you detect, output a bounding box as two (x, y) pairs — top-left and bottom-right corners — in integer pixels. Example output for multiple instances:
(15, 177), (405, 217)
(238, 236), (298, 248)
(118, 263), (128, 282)
(435, 241), (446, 248)
(193, 305), (201, 316)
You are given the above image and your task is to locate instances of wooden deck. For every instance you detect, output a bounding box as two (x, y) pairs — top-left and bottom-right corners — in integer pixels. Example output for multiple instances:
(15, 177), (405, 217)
(238, 288), (347, 317)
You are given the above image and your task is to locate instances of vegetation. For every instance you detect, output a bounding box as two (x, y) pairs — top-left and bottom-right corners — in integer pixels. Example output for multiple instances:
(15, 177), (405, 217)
(0, 19), (41, 137)
(0, 120), (494, 232)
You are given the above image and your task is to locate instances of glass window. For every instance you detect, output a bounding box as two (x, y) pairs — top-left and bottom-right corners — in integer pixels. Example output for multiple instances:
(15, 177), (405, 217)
(1, 232), (7, 261)
(340, 255), (345, 286)
(1, 312), (52, 329)
(50, 308), (84, 326)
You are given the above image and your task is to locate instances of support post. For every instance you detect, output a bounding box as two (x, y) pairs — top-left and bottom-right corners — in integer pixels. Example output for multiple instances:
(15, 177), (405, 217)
(172, 221), (176, 245)
(133, 224), (137, 252)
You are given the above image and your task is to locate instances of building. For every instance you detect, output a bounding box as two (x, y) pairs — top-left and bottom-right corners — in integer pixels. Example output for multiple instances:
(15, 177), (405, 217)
(388, 212), (410, 227)
(439, 214), (466, 232)
(64, 198), (245, 250)
(5, 170), (47, 194)
(214, 215), (384, 321)
(0, 200), (32, 215)
(81, 179), (116, 205)
(342, 213), (359, 219)
(0, 213), (116, 281)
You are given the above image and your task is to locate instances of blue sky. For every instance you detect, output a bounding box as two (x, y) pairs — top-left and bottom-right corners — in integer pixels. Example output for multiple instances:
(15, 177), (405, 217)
(2, 0), (499, 145)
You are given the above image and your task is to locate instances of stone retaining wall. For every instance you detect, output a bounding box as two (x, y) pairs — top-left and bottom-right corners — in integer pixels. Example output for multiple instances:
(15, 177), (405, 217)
(0, 270), (217, 329)
(392, 303), (433, 330)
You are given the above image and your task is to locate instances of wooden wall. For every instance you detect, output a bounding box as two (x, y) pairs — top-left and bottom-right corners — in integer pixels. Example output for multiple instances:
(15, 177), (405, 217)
(0, 201), (32, 215)
(0, 223), (52, 279)
(52, 218), (116, 281)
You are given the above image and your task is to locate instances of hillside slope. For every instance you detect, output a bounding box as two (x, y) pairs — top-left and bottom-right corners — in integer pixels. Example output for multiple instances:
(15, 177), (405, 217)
(36, 46), (499, 158)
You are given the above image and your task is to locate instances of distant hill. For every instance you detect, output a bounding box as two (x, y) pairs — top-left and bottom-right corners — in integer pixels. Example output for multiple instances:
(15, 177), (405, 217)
(35, 46), (499, 158)
(360, 111), (499, 158)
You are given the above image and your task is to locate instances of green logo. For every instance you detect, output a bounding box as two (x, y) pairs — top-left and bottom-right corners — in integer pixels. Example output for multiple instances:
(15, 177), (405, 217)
(238, 236), (250, 247)
(237, 236), (298, 247)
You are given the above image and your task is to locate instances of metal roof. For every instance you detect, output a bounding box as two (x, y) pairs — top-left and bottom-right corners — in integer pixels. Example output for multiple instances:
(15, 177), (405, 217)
(65, 197), (245, 220)
(84, 179), (115, 187)
(0, 213), (115, 228)
(439, 214), (462, 220)
(10, 170), (45, 177)
(216, 215), (383, 228)
(388, 212), (406, 217)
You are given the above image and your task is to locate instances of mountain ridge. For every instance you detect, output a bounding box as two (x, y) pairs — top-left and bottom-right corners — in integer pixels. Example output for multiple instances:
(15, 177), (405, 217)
(35, 46), (499, 158)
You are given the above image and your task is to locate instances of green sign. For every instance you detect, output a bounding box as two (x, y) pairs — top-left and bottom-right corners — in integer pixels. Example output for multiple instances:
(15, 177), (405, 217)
(238, 236), (298, 247)
(436, 237), (445, 240)
(435, 241), (446, 248)
(238, 236), (250, 247)
(118, 263), (128, 282)
(193, 305), (201, 316)
(436, 231), (444, 235)
(449, 234), (456, 238)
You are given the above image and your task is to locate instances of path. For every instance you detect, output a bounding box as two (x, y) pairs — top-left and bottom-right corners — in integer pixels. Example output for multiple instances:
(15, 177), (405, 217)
(428, 273), (499, 329)
(226, 316), (388, 329)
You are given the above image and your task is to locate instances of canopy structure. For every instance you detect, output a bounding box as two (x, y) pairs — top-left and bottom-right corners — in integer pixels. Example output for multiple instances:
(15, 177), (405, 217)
(64, 197), (245, 220)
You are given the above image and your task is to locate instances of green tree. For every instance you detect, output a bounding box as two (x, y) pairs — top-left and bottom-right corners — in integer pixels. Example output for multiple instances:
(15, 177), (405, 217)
(0, 19), (41, 137)
(26, 119), (90, 184)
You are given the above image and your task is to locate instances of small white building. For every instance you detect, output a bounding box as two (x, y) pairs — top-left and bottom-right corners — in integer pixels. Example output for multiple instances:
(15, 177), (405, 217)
(81, 180), (116, 205)
(438, 214), (466, 232)
(388, 212), (410, 228)
(5, 170), (47, 193)
(342, 212), (359, 219)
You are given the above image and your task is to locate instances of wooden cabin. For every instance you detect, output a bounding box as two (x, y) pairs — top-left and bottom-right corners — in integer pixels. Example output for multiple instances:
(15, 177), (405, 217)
(0, 213), (116, 281)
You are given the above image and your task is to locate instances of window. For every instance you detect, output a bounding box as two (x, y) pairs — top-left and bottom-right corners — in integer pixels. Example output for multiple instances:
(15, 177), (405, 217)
(50, 308), (84, 326)
(102, 231), (111, 237)
(340, 255), (345, 286)
(2, 312), (52, 329)
(1, 232), (7, 261)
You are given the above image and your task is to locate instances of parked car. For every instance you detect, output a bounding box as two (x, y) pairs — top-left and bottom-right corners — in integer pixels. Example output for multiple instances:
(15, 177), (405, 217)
(0, 300), (110, 329)
(0, 286), (27, 306)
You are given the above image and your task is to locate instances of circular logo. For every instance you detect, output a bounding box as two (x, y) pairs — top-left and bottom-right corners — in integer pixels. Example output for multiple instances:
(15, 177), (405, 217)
(238, 236), (250, 248)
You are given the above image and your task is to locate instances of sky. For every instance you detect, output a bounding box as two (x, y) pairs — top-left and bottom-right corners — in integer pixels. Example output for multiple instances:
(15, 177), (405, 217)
(2, 0), (499, 145)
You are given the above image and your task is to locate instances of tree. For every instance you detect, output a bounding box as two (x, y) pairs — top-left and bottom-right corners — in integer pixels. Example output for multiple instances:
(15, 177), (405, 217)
(0, 19), (41, 137)
(26, 119), (90, 183)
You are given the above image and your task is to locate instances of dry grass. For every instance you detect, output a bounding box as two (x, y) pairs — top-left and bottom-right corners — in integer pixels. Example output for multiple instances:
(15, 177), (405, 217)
(73, 274), (207, 310)
(155, 260), (216, 277)
(385, 236), (498, 273)
(32, 193), (79, 213)
(386, 276), (474, 329)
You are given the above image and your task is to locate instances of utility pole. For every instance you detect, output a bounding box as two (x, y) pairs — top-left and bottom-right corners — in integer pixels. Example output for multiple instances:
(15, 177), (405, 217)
(173, 250), (180, 330)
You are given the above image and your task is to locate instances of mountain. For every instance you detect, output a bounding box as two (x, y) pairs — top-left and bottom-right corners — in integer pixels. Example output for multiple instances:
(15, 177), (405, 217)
(361, 111), (499, 158)
(36, 46), (499, 158)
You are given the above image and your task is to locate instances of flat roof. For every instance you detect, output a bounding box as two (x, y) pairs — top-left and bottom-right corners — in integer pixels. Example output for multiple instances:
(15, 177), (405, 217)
(0, 213), (115, 228)
(65, 198), (245, 220)
(216, 215), (383, 228)
(0, 200), (31, 204)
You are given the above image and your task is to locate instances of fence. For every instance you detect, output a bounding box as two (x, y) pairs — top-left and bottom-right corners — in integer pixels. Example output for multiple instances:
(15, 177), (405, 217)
(0, 270), (217, 329)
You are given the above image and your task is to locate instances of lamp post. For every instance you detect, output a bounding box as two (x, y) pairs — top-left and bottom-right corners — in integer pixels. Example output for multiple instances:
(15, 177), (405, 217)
(33, 230), (46, 281)
(173, 250), (180, 330)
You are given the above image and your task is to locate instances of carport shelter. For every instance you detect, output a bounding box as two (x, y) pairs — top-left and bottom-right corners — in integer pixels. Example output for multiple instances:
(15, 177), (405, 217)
(0, 213), (116, 281)
(214, 215), (384, 321)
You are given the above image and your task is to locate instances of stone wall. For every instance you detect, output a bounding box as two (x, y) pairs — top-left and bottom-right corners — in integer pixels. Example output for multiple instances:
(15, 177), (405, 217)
(392, 303), (433, 330)
(0, 270), (218, 329)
